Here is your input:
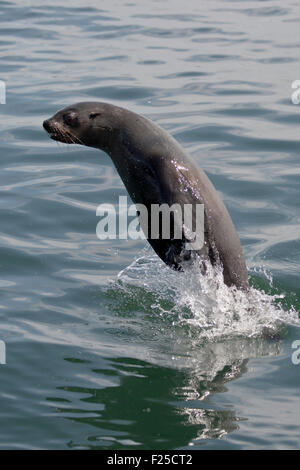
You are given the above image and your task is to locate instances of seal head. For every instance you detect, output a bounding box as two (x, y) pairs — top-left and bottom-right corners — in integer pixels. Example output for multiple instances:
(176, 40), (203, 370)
(43, 102), (117, 149)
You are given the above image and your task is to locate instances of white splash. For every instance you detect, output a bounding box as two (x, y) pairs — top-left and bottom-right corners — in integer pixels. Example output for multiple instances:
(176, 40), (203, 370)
(114, 249), (299, 341)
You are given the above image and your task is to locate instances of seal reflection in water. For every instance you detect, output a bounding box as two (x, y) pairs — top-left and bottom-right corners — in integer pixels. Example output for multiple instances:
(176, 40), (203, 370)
(43, 102), (249, 291)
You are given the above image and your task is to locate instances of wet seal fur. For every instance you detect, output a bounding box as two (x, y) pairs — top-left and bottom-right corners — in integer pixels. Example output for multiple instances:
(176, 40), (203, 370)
(43, 102), (249, 290)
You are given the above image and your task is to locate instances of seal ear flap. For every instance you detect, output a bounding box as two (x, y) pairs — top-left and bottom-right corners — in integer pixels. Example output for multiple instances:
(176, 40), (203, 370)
(89, 112), (101, 120)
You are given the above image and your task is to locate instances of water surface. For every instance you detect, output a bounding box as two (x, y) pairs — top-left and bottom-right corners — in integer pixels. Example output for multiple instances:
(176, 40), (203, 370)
(0, 0), (299, 450)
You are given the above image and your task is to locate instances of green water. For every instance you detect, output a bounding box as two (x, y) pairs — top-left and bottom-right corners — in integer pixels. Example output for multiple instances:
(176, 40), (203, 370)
(0, 0), (299, 450)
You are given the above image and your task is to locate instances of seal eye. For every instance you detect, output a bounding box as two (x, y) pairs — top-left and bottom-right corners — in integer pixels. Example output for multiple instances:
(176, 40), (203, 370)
(89, 112), (101, 120)
(63, 113), (78, 127)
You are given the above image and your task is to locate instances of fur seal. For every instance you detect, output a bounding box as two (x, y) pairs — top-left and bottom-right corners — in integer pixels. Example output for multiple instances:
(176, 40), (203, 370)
(43, 102), (249, 290)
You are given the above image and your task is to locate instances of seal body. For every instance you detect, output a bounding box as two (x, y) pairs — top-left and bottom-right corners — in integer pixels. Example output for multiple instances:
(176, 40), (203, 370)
(43, 102), (249, 290)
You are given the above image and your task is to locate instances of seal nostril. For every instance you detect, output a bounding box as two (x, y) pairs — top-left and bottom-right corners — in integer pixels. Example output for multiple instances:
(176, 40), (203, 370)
(43, 120), (51, 132)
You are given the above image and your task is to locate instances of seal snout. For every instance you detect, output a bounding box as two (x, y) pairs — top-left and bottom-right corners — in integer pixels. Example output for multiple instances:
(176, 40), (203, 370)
(43, 118), (62, 141)
(43, 117), (75, 144)
(43, 119), (52, 133)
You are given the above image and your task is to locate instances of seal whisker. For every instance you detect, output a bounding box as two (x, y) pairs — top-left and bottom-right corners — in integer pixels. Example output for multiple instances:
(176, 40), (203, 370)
(66, 130), (84, 145)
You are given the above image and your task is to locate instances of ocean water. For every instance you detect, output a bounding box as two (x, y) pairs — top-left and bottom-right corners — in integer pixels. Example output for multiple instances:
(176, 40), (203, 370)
(0, 0), (299, 450)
